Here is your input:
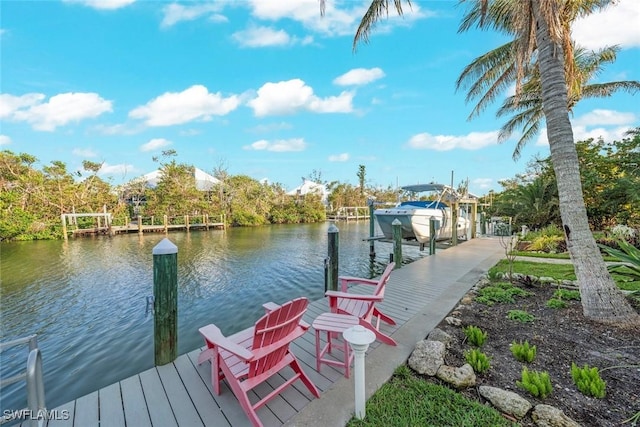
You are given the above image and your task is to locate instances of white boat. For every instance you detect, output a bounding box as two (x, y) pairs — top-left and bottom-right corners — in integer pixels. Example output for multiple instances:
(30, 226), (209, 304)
(374, 183), (470, 243)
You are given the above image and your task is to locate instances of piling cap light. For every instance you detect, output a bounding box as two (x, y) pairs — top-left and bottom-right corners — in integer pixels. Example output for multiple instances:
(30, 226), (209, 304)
(343, 325), (375, 348)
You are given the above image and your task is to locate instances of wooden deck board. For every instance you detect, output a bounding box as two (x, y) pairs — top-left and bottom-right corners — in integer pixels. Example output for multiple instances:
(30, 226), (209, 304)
(44, 237), (504, 426)
(98, 383), (125, 427)
(121, 375), (152, 427)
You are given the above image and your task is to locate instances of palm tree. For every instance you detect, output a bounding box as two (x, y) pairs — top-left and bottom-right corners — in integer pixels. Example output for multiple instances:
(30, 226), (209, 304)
(458, 43), (640, 160)
(322, 0), (638, 324)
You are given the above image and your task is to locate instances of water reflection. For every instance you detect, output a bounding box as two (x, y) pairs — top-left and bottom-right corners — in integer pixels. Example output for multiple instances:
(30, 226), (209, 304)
(0, 222), (425, 413)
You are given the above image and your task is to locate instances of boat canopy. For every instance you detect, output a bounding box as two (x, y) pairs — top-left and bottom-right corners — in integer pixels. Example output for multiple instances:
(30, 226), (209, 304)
(401, 183), (448, 193)
(399, 201), (448, 209)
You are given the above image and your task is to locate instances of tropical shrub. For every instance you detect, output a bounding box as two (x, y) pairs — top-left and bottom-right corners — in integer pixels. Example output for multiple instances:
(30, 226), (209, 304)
(511, 340), (537, 363)
(476, 282), (530, 305)
(571, 363), (606, 398)
(465, 349), (491, 373)
(517, 368), (553, 398)
(546, 298), (567, 309)
(463, 325), (488, 347)
(599, 239), (640, 282)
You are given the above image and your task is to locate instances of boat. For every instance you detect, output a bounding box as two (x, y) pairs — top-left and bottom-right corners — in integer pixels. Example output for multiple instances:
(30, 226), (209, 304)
(374, 183), (470, 243)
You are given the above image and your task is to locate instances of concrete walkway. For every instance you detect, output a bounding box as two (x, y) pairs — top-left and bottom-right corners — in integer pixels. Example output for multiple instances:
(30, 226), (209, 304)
(286, 236), (506, 426)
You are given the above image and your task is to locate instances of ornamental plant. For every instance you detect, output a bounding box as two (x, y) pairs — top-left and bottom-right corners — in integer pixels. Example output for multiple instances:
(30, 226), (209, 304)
(464, 325), (488, 347)
(510, 340), (537, 363)
(517, 367), (553, 398)
(571, 363), (606, 398)
(465, 349), (491, 373)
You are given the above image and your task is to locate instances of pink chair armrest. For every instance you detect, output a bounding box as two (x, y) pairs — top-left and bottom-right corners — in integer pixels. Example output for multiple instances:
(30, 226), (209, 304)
(199, 324), (254, 361)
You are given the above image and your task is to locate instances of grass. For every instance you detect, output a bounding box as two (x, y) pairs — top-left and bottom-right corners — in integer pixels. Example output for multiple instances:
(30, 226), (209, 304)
(489, 259), (640, 291)
(346, 366), (516, 427)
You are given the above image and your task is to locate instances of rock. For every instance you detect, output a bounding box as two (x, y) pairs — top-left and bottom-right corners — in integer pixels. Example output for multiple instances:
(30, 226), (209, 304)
(461, 295), (474, 305)
(445, 316), (462, 326)
(436, 363), (476, 388)
(408, 340), (445, 376)
(539, 276), (556, 284)
(532, 404), (581, 427)
(561, 280), (576, 287)
(478, 386), (532, 419)
(426, 328), (453, 348)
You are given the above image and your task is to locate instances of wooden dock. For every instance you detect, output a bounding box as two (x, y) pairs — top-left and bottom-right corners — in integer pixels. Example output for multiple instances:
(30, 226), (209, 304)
(18, 237), (505, 427)
(326, 207), (370, 222)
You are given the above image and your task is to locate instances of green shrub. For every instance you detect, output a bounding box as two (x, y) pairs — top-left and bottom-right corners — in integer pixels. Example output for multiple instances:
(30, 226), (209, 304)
(517, 367), (553, 398)
(571, 363), (606, 398)
(510, 340), (537, 363)
(553, 289), (581, 301)
(507, 310), (535, 323)
(599, 239), (640, 282)
(465, 349), (491, 373)
(546, 298), (567, 309)
(476, 282), (530, 306)
(527, 235), (566, 253)
(464, 325), (488, 347)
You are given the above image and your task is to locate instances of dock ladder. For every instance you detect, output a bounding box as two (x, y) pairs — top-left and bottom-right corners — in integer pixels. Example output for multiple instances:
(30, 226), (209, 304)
(0, 334), (46, 427)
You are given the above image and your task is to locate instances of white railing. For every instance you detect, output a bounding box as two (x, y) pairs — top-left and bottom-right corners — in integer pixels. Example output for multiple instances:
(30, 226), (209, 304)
(0, 335), (46, 427)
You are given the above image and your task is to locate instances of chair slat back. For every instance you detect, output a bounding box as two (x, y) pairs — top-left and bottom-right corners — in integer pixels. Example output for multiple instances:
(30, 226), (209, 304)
(249, 297), (308, 377)
(372, 262), (395, 300)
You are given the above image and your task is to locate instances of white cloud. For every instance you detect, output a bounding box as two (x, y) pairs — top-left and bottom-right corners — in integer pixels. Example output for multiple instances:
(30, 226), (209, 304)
(573, 0), (640, 49)
(232, 25), (291, 47)
(536, 109), (637, 146)
(94, 123), (143, 135)
(129, 85), (240, 126)
(245, 0), (429, 38)
(573, 109), (636, 127)
(472, 178), (493, 191)
(1, 92), (112, 131)
(243, 138), (307, 152)
(161, 3), (226, 28)
(72, 148), (97, 157)
(248, 122), (293, 133)
(407, 131), (499, 151)
(140, 138), (172, 152)
(232, 25), (314, 48)
(99, 163), (135, 176)
(63, 0), (135, 10)
(334, 67), (385, 86)
(0, 135), (12, 146)
(328, 153), (350, 162)
(248, 79), (353, 116)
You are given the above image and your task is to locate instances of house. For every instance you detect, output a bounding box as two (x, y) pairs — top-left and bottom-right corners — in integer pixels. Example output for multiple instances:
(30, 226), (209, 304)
(287, 179), (329, 205)
(141, 167), (220, 191)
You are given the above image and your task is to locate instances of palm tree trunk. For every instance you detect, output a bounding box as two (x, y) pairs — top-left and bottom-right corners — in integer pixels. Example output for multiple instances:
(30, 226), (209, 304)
(532, 0), (638, 325)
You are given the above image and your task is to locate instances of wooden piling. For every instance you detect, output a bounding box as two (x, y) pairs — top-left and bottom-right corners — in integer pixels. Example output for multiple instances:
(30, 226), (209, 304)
(185, 215), (190, 232)
(327, 223), (339, 292)
(61, 215), (68, 240)
(368, 202), (375, 259)
(392, 219), (402, 268)
(429, 216), (437, 255)
(451, 203), (458, 246)
(137, 215), (143, 235)
(163, 215), (168, 234)
(153, 238), (178, 366)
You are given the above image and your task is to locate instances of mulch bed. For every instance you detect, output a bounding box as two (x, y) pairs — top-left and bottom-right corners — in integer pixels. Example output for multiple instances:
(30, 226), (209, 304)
(429, 283), (640, 426)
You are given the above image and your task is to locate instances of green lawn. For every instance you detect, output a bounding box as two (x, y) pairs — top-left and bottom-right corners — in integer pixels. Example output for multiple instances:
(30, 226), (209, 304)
(346, 366), (515, 427)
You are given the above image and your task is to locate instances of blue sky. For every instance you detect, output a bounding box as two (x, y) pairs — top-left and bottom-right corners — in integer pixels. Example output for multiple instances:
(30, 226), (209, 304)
(1, 0), (638, 195)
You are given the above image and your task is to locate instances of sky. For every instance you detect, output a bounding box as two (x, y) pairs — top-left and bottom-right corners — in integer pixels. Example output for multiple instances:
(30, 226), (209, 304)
(1, 0), (639, 196)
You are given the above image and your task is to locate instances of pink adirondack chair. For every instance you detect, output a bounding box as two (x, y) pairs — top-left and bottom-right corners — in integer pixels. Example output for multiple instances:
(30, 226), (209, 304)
(325, 262), (397, 346)
(198, 297), (320, 427)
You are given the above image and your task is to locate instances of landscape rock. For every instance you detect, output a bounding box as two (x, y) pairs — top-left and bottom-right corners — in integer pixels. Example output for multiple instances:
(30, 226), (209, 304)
(478, 386), (532, 419)
(539, 276), (556, 284)
(436, 363), (476, 388)
(532, 404), (581, 427)
(408, 340), (445, 376)
(445, 316), (462, 326)
(426, 328), (453, 348)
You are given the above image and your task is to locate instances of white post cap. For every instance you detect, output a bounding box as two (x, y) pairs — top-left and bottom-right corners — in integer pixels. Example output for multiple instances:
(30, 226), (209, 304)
(152, 238), (178, 255)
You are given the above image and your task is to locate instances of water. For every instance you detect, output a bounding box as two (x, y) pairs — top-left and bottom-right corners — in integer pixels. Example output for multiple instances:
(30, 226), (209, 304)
(0, 222), (426, 412)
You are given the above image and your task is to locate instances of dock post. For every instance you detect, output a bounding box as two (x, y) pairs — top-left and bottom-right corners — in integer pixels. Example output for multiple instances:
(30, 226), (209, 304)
(429, 216), (437, 255)
(451, 203), (458, 246)
(138, 215), (143, 235)
(327, 223), (339, 292)
(392, 218), (402, 268)
(368, 199), (375, 259)
(153, 238), (178, 366)
(61, 215), (68, 240)
(480, 212), (486, 235)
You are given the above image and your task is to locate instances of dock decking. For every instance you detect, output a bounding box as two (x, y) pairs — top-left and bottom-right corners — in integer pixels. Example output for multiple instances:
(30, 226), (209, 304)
(18, 237), (505, 427)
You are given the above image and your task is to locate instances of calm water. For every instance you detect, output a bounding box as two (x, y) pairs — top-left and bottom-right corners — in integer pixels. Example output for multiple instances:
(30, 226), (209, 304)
(0, 222), (426, 412)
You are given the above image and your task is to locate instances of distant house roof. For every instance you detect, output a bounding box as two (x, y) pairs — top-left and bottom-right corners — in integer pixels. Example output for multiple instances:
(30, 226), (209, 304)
(141, 167), (220, 191)
(287, 179), (329, 202)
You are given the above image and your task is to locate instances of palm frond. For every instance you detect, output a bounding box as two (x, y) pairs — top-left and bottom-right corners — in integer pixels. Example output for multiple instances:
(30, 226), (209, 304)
(353, 0), (409, 51)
